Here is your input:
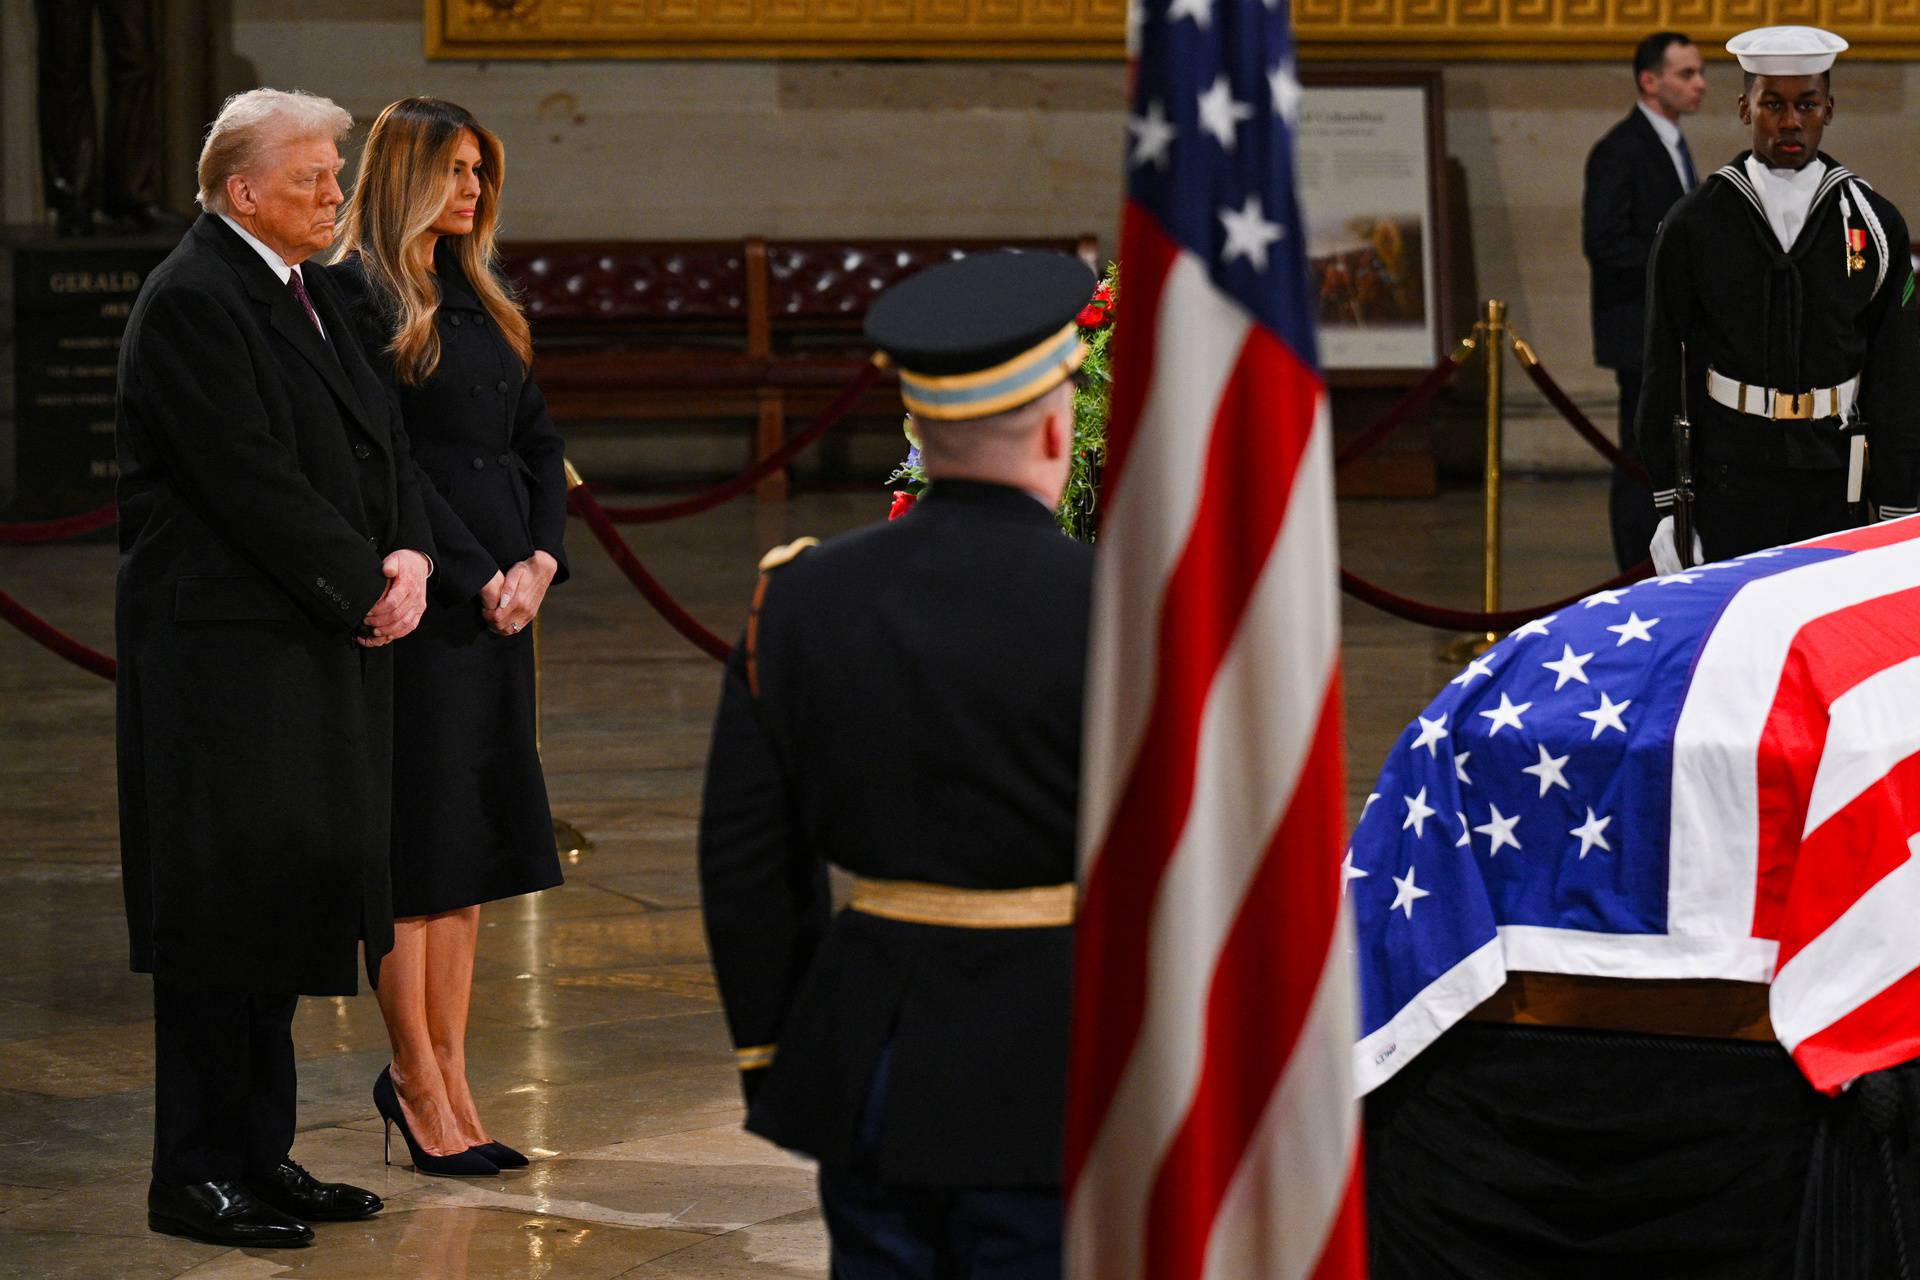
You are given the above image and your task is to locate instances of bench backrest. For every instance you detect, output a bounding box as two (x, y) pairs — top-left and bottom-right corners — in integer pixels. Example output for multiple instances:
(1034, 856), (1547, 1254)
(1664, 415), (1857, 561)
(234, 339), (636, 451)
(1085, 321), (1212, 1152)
(501, 241), (750, 333)
(499, 235), (1100, 346)
(763, 237), (1098, 328)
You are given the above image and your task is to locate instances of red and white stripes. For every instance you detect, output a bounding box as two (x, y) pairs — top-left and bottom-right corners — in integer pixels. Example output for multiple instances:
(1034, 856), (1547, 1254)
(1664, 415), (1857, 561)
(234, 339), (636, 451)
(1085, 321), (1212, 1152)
(1065, 215), (1363, 1277)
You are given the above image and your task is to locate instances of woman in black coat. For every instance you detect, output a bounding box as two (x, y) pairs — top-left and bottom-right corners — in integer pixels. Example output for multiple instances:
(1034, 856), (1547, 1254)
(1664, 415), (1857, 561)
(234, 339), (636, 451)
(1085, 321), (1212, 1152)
(327, 98), (567, 1174)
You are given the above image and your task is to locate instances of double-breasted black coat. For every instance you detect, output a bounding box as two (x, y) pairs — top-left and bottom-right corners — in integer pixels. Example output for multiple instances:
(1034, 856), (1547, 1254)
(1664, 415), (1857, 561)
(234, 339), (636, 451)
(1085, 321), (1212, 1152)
(698, 481), (1093, 1189)
(116, 214), (435, 996)
(328, 245), (567, 917)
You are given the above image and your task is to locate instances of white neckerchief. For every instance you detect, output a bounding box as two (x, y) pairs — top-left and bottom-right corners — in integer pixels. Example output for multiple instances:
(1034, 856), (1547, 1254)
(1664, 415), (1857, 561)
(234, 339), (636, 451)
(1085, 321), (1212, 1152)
(1743, 155), (1828, 253)
(217, 213), (326, 339)
(1636, 102), (1693, 193)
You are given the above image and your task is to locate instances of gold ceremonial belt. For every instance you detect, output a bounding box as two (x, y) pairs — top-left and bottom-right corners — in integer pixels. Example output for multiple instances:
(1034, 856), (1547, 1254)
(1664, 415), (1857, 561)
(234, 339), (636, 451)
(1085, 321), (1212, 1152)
(845, 874), (1076, 929)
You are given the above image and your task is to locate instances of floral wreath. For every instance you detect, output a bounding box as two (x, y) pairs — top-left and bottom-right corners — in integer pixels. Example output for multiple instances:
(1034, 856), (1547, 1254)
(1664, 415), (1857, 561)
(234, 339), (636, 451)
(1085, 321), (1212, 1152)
(887, 262), (1118, 542)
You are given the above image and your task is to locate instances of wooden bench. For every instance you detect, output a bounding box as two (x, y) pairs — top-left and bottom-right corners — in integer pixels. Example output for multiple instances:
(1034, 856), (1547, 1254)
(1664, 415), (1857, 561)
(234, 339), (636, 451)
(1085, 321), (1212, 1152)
(501, 235), (1100, 500)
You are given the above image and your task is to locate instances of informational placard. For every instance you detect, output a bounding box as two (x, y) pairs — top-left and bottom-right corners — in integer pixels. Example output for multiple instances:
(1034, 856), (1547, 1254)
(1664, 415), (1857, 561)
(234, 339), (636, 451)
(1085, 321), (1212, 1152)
(10, 241), (169, 518)
(1295, 75), (1448, 377)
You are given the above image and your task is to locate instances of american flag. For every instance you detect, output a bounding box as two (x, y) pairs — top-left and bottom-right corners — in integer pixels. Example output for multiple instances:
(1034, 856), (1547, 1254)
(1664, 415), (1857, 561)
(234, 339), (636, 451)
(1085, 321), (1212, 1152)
(1349, 519), (1920, 1098)
(1065, 0), (1363, 1272)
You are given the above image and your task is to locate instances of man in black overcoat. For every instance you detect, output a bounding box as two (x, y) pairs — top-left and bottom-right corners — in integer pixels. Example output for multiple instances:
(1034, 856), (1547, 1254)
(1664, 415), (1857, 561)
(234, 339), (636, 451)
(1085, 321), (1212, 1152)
(1582, 30), (1704, 569)
(698, 251), (1097, 1279)
(116, 88), (435, 1248)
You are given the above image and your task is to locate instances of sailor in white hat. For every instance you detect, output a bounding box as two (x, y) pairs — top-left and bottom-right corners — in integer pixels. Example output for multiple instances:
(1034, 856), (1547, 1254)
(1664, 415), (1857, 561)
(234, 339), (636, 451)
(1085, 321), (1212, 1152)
(1636, 25), (1920, 572)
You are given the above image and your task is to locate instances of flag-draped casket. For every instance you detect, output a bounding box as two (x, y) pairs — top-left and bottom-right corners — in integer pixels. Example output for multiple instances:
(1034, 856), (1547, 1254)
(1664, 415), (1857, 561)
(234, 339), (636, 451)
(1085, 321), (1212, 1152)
(1349, 518), (1920, 1096)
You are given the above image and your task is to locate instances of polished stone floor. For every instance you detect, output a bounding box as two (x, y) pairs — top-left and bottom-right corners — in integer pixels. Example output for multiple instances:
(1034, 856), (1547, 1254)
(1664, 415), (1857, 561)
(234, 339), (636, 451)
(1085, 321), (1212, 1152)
(0, 476), (1615, 1278)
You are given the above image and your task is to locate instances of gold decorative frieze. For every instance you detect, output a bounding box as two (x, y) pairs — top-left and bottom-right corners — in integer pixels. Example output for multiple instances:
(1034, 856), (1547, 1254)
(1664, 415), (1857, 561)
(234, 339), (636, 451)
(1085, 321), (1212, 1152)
(425, 0), (1920, 60)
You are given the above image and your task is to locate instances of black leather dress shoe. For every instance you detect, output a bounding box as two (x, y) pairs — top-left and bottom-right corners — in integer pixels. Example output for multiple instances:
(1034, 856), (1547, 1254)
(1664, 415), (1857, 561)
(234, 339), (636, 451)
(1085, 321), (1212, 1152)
(245, 1159), (383, 1222)
(147, 1179), (313, 1247)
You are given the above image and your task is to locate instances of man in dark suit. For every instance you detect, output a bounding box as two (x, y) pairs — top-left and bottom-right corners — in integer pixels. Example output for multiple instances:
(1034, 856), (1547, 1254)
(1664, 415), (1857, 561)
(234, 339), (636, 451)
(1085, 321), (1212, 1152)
(1583, 31), (1705, 568)
(116, 88), (436, 1248)
(698, 251), (1097, 1279)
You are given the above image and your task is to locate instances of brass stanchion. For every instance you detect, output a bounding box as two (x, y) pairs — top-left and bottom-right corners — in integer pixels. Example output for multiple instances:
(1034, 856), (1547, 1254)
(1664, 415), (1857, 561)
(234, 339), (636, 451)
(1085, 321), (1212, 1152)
(544, 460), (593, 863)
(1443, 299), (1507, 662)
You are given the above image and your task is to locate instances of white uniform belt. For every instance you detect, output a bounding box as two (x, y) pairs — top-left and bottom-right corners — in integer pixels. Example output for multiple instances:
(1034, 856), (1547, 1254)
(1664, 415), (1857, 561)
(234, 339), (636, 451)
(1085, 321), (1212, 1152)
(1706, 367), (1858, 422)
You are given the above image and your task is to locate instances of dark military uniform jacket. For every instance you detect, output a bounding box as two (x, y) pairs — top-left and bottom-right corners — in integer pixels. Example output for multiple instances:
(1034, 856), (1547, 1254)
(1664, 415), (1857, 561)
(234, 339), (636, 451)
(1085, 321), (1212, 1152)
(697, 480), (1093, 1189)
(1637, 152), (1920, 556)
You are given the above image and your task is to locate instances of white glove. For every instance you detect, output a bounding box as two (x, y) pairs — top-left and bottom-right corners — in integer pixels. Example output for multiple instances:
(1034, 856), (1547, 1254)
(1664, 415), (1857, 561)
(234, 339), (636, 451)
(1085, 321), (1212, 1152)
(1650, 515), (1704, 577)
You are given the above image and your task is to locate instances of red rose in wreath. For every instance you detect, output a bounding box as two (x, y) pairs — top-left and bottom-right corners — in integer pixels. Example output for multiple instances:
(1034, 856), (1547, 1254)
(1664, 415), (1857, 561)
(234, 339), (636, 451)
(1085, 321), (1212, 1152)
(1076, 282), (1115, 330)
(888, 490), (917, 521)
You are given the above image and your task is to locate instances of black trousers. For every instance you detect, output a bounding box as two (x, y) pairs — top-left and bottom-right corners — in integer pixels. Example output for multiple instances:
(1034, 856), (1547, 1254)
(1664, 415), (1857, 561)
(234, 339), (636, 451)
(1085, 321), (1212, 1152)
(1695, 462), (1862, 562)
(818, 1043), (1062, 1279)
(151, 976), (298, 1186)
(1610, 369), (1660, 571)
(32, 0), (162, 210)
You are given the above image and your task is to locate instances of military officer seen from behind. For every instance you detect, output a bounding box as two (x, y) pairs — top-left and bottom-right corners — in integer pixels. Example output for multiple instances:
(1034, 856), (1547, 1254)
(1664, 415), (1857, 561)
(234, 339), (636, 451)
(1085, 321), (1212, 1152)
(697, 250), (1097, 1280)
(1638, 25), (1920, 573)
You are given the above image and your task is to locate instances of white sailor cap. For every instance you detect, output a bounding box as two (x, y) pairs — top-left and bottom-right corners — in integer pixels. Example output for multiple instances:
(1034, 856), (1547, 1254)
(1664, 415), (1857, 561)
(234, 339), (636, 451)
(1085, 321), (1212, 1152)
(1727, 26), (1848, 77)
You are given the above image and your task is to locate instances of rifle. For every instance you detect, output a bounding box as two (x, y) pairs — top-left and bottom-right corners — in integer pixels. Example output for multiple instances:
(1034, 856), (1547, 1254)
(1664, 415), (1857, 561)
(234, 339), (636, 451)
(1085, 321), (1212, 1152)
(1674, 343), (1697, 569)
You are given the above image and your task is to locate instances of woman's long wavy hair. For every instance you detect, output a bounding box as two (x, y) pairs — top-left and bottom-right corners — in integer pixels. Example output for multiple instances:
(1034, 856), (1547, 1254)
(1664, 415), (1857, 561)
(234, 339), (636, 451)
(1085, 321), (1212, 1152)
(332, 97), (531, 385)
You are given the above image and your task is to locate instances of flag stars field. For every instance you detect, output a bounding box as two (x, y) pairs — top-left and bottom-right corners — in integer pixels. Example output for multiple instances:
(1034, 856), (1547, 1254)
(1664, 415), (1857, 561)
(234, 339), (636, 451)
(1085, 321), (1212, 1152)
(1510, 614), (1556, 640)
(1390, 866), (1432, 919)
(1342, 850), (1367, 893)
(1480, 692), (1532, 736)
(1197, 74), (1254, 149)
(1219, 195), (1285, 270)
(1579, 691), (1632, 738)
(1571, 808), (1614, 859)
(1522, 744), (1571, 797)
(1542, 644), (1595, 690)
(1474, 804), (1523, 856)
(1403, 786), (1437, 837)
(1607, 612), (1660, 645)
(1127, 100), (1177, 169)
(1451, 655), (1496, 687)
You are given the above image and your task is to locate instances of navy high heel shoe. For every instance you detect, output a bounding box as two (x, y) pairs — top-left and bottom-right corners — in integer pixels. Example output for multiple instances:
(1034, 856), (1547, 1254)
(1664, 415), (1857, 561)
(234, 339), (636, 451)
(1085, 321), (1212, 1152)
(469, 1141), (529, 1169)
(373, 1067), (498, 1177)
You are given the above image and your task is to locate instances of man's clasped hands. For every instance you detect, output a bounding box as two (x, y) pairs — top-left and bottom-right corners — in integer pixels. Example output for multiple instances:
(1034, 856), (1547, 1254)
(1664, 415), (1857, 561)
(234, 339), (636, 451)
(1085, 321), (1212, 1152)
(355, 548), (560, 648)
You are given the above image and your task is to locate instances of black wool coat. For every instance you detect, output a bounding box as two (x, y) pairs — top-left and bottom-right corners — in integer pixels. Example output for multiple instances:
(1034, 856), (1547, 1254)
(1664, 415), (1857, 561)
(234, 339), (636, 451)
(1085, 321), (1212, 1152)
(115, 214), (435, 996)
(698, 481), (1093, 1189)
(1583, 107), (1689, 372)
(326, 247), (569, 917)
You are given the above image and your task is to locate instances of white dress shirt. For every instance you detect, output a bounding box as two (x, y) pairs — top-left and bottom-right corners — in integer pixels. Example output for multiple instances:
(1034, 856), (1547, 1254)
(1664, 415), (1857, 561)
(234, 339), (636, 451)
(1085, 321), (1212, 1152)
(1743, 155), (1829, 253)
(218, 213), (327, 340)
(1636, 103), (1695, 195)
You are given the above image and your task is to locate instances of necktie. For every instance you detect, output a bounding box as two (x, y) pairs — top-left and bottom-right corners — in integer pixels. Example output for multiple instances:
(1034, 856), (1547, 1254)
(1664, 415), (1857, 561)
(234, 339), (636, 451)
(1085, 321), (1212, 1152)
(287, 268), (325, 339)
(1676, 134), (1698, 191)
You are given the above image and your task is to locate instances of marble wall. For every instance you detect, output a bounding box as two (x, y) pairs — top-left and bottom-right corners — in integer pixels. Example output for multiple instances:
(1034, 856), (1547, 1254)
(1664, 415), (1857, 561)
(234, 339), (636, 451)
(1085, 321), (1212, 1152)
(4, 0), (1917, 473)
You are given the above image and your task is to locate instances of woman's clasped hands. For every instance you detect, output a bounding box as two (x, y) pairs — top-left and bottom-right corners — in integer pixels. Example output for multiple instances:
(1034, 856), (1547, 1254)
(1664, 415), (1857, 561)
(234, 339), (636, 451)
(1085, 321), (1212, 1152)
(479, 550), (558, 635)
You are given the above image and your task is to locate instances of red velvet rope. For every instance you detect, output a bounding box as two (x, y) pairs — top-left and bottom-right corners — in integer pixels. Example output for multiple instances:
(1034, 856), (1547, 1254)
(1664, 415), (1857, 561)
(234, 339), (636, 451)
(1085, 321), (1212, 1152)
(567, 485), (733, 662)
(0, 503), (116, 544)
(1334, 348), (1469, 472)
(1339, 559), (1654, 632)
(0, 588), (116, 679)
(591, 360), (885, 525)
(1517, 353), (1652, 488)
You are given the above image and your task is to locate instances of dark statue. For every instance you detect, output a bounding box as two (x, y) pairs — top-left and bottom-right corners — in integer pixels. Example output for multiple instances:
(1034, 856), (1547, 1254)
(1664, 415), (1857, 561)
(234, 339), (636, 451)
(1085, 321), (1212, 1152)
(33, 0), (189, 236)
